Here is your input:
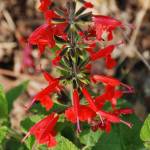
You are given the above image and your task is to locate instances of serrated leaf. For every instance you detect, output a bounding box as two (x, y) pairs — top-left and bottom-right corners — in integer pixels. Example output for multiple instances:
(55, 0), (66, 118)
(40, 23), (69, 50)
(0, 85), (8, 120)
(51, 135), (79, 150)
(25, 136), (35, 150)
(79, 129), (102, 147)
(92, 114), (144, 150)
(140, 114), (150, 149)
(6, 81), (29, 113)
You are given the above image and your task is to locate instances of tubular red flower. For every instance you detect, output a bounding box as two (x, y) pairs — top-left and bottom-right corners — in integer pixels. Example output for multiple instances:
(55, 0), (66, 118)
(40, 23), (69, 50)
(43, 71), (55, 83)
(73, 89), (80, 131)
(98, 111), (132, 128)
(84, 2), (93, 8)
(22, 113), (59, 148)
(65, 89), (95, 131)
(105, 55), (117, 69)
(28, 23), (67, 56)
(114, 108), (134, 115)
(95, 85), (123, 109)
(90, 45), (115, 61)
(82, 87), (132, 128)
(82, 88), (99, 112)
(65, 105), (95, 123)
(28, 24), (55, 56)
(92, 75), (134, 93)
(25, 80), (60, 111)
(42, 71), (61, 92)
(39, 0), (52, 12)
(93, 15), (124, 41)
(40, 95), (53, 111)
(92, 75), (121, 86)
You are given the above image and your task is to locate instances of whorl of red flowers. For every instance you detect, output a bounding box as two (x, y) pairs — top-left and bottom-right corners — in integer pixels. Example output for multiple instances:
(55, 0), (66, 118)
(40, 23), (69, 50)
(23, 0), (134, 148)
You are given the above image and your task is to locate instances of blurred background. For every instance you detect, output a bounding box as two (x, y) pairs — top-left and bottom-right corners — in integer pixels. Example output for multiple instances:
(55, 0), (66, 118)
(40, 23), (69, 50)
(0, 0), (150, 132)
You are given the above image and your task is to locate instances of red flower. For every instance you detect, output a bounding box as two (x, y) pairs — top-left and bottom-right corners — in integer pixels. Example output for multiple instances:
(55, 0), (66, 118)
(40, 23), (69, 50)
(90, 44), (117, 69)
(28, 24), (55, 56)
(44, 10), (57, 23)
(72, 89), (80, 131)
(114, 108), (134, 115)
(43, 71), (55, 83)
(65, 106), (95, 123)
(82, 88), (99, 112)
(82, 87), (132, 128)
(92, 75), (134, 93)
(26, 78), (60, 111)
(43, 71), (61, 92)
(84, 2), (94, 8)
(91, 107), (133, 133)
(95, 85), (123, 109)
(105, 54), (117, 69)
(28, 23), (67, 56)
(39, 0), (52, 12)
(22, 113), (59, 148)
(65, 89), (95, 131)
(91, 45), (115, 61)
(93, 15), (124, 41)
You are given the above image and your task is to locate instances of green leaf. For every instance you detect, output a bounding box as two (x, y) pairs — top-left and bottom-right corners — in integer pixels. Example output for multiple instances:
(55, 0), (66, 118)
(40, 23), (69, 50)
(51, 135), (79, 150)
(92, 114), (144, 150)
(6, 81), (29, 113)
(140, 114), (150, 149)
(0, 85), (8, 120)
(50, 45), (60, 54)
(0, 126), (8, 144)
(25, 136), (35, 150)
(79, 129), (102, 147)
(5, 137), (27, 150)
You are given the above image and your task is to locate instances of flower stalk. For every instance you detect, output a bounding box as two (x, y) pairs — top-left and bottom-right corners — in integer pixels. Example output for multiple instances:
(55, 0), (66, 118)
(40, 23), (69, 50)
(23, 0), (134, 148)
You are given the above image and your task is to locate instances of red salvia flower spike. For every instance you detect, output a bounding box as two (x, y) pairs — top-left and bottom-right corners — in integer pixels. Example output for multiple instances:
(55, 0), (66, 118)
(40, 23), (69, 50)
(73, 89), (81, 132)
(22, 113), (59, 148)
(24, 0), (134, 147)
